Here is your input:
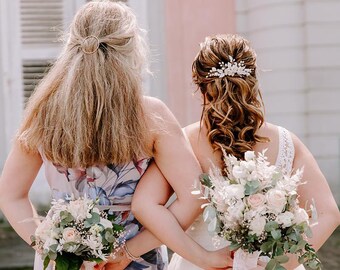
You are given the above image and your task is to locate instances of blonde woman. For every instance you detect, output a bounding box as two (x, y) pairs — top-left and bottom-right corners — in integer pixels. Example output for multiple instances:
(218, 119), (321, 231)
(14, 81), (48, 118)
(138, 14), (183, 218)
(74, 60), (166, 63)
(128, 34), (340, 270)
(0, 2), (232, 270)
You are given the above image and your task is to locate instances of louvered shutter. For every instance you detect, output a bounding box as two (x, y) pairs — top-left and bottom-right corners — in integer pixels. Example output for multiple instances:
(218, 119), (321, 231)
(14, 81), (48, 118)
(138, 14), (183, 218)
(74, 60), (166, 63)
(23, 60), (52, 103)
(21, 0), (63, 45)
(20, 0), (66, 103)
(20, 0), (129, 103)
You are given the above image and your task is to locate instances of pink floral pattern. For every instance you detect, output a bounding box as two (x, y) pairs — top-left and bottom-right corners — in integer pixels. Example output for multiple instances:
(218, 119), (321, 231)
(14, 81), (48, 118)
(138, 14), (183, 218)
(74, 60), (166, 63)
(49, 158), (167, 269)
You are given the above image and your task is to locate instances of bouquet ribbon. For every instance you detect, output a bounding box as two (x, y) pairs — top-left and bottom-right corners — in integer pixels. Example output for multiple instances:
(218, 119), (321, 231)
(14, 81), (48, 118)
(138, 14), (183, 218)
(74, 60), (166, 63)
(233, 249), (261, 270)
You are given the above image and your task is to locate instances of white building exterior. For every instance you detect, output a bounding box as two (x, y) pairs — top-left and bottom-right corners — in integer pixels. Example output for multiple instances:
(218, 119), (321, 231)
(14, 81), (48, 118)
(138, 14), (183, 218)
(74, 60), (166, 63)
(237, 0), (340, 203)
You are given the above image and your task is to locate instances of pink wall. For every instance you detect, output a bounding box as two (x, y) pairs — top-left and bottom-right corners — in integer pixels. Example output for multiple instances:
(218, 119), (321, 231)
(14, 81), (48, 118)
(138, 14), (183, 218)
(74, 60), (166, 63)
(165, 0), (235, 126)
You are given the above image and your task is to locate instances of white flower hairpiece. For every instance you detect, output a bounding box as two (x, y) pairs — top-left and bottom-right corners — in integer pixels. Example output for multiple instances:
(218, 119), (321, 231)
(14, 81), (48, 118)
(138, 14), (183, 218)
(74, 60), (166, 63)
(207, 55), (252, 78)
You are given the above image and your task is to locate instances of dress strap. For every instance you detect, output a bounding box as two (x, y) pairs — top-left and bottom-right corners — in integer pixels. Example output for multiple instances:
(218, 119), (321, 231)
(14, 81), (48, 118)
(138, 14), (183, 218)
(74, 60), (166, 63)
(275, 126), (295, 175)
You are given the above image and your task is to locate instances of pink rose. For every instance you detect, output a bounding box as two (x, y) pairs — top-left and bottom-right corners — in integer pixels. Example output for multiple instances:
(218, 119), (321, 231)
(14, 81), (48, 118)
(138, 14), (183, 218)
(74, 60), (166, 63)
(247, 193), (266, 209)
(266, 189), (287, 213)
(62, 227), (80, 243)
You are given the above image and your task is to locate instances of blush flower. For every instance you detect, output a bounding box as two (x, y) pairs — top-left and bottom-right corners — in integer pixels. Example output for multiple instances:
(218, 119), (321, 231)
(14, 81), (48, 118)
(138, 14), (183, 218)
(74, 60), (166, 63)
(266, 189), (287, 213)
(247, 193), (266, 209)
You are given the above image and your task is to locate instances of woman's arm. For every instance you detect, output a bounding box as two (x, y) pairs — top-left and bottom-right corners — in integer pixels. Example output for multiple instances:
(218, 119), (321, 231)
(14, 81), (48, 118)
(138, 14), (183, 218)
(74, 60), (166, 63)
(283, 133), (340, 269)
(0, 141), (43, 245)
(129, 98), (231, 269)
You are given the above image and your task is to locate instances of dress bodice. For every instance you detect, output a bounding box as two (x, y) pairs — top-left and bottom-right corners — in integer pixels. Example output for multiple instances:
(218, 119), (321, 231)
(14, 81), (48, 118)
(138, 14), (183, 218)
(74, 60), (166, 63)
(275, 126), (295, 175)
(42, 155), (150, 214)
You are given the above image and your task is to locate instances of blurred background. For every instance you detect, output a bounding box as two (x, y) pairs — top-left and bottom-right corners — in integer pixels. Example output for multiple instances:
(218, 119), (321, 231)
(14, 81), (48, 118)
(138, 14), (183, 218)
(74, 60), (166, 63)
(0, 0), (339, 269)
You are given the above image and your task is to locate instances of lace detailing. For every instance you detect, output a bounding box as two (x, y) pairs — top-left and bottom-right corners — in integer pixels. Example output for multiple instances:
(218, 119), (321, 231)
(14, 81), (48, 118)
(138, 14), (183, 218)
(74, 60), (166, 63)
(275, 126), (295, 175)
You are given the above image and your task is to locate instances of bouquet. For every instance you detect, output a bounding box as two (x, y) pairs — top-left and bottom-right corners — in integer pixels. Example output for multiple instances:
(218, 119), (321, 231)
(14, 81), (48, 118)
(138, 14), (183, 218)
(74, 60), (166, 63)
(195, 150), (320, 270)
(31, 196), (124, 270)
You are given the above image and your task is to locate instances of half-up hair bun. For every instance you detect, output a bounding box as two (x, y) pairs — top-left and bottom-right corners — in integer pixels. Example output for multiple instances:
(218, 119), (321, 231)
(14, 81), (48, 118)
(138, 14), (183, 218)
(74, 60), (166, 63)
(193, 34), (268, 162)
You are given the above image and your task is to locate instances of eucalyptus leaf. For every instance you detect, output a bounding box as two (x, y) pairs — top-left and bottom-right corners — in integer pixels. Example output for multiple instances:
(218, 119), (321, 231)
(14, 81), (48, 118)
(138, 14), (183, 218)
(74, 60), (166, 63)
(265, 221), (279, 232)
(271, 230), (282, 240)
(275, 265), (286, 270)
(305, 226), (313, 238)
(297, 239), (307, 250)
(290, 245), (298, 253)
(43, 257), (50, 270)
(288, 232), (298, 242)
(283, 241), (289, 251)
(244, 180), (261, 195)
(275, 255), (289, 264)
(105, 230), (115, 242)
(261, 241), (274, 253)
(229, 242), (242, 251)
(203, 205), (216, 223)
(48, 251), (57, 261)
(265, 259), (278, 270)
(199, 173), (212, 188)
(208, 216), (217, 232)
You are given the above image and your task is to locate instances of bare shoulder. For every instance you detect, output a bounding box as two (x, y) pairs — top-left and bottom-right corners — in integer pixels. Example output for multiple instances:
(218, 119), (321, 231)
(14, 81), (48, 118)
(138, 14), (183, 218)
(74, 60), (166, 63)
(183, 122), (201, 145)
(143, 96), (169, 116)
(142, 96), (183, 141)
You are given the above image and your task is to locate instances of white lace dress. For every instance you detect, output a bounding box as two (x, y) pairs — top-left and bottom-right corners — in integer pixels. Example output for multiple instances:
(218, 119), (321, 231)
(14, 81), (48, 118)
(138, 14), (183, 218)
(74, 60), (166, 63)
(168, 126), (305, 270)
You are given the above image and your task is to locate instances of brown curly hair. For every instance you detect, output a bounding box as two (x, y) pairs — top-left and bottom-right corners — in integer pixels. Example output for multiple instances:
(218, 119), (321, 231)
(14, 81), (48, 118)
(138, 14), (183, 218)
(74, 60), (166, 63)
(192, 34), (269, 162)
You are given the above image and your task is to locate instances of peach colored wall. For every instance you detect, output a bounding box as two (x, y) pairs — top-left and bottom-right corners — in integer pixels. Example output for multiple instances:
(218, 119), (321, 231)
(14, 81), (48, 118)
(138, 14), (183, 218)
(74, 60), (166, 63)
(165, 0), (235, 126)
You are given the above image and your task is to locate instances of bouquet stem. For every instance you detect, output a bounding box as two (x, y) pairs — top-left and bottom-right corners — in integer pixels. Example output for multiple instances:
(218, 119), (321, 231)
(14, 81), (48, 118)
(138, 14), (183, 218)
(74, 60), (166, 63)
(233, 249), (261, 270)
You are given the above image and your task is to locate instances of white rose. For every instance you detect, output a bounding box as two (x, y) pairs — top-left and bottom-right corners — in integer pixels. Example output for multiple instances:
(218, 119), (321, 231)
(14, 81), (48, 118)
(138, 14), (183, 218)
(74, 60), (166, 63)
(266, 189), (287, 213)
(62, 228), (80, 243)
(85, 235), (103, 251)
(232, 166), (247, 179)
(245, 151), (255, 161)
(216, 202), (228, 213)
(68, 200), (89, 221)
(43, 238), (58, 251)
(229, 155), (238, 165)
(89, 224), (103, 236)
(276, 212), (294, 228)
(99, 218), (113, 229)
(226, 184), (245, 200)
(247, 193), (266, 209)
(294, 208), (309, 225)
(249, 215), (266, 236)
(228, 200), (245, 221)
(35, 218), (55, 242)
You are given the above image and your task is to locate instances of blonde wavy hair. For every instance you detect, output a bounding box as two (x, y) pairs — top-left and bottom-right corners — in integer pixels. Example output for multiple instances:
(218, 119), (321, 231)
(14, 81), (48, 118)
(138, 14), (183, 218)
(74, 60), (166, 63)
(17, 0), (152, 167)
(192, 34), (269, 161)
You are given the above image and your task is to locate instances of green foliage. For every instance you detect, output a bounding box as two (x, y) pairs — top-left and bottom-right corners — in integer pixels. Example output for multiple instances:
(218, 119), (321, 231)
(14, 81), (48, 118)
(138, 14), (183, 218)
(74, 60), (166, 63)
(244, 180), (261, 195)
(199, 173), (213, 188)
(60, 211), (74, 227)
(84, 212), (100, 228)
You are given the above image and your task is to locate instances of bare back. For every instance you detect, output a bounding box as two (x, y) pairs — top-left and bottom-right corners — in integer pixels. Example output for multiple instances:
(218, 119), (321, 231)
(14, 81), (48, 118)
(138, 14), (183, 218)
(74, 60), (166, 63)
(184, 121), (293, 173)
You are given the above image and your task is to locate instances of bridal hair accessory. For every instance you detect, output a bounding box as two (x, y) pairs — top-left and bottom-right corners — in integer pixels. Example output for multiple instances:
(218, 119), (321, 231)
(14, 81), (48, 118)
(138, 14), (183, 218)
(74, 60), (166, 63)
(207, 55), (252, 78)
(81, 35), (100, 54)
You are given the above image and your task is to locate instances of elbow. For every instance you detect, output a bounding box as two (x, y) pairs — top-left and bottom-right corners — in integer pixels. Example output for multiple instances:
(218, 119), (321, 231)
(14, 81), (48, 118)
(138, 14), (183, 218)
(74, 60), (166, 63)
(0, 185), (7, 210)
(131, 196), (144, 220)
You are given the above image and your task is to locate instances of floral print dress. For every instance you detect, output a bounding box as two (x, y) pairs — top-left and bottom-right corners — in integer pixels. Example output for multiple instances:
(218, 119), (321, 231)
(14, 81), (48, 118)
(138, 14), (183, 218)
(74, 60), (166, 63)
(34, 154), (168, 270)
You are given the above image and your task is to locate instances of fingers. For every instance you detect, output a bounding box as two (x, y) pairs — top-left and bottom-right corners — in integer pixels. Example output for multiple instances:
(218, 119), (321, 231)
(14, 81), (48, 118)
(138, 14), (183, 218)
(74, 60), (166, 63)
(94, 262), (106, 270)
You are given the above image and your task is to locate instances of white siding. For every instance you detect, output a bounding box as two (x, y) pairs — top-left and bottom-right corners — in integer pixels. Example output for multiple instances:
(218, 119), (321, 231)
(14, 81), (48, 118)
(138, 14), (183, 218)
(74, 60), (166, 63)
(236, 0), (340, 203)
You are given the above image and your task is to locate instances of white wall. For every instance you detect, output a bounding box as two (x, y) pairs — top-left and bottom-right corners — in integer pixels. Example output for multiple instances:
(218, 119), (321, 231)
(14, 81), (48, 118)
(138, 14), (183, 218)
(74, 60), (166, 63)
(0, 0), (24, 165)
(236, 0), (340, 203)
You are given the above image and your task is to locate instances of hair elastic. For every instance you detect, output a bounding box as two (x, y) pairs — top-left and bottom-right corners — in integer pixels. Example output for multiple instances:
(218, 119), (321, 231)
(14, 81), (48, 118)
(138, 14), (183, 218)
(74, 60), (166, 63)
(81, 35), (100, 54)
